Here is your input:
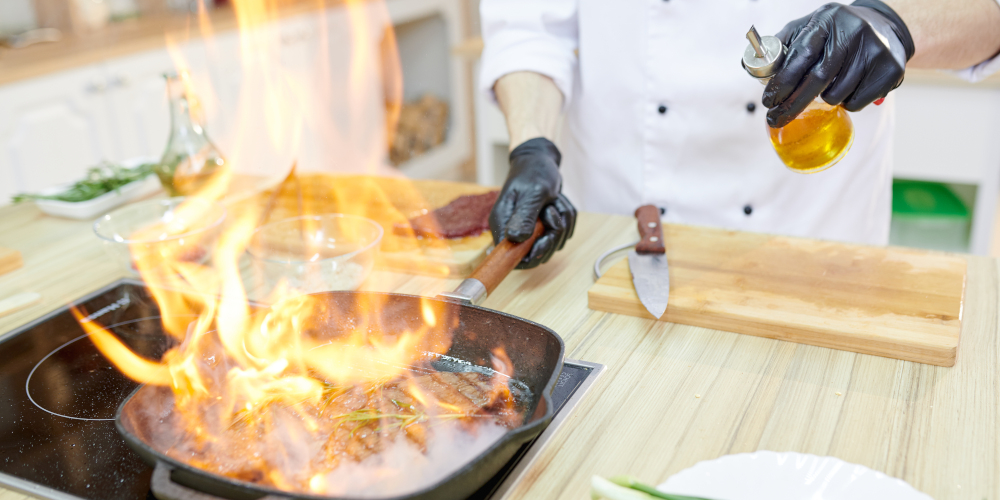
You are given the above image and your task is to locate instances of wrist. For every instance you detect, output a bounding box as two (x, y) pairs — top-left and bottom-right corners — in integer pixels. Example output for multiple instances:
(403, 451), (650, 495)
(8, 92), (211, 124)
(508, 131), (548, 152)
(509, 137), (562, 168)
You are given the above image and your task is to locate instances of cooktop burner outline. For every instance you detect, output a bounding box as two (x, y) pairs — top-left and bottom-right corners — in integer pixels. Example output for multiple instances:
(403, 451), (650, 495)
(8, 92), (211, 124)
(25, 317), (162, 422)
(0, 280), (604, 500)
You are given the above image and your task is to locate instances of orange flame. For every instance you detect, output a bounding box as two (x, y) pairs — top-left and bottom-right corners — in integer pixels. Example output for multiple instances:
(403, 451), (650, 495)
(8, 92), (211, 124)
(72, 306), (172, 385)
(79, 0), (518, 495)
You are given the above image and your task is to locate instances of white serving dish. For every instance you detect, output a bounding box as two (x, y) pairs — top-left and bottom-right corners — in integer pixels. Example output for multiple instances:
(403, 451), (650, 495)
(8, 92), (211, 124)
(657, 451), (932, 500)
(33, 158), (162, 220)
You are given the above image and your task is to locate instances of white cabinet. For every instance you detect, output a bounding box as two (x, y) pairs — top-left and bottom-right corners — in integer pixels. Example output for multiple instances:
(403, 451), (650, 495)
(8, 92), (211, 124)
(0, 151), (16, 204)
(105, 41), (219, 161)
(237, 13), (332, 176)
(0, 42), (215, 203)
(893, 85), (1000, 185)
(103, 51), (175, 161)
(196, 29), (243, 163)
(188, 10), (388, 177)
(0, 66), (118, 202)
(387, 0), (472, 180)
(892, 82), (1000, 255)
(0, 1), (472, 204)
(0, 35), (249, 204)
(307, 4), (395, 175)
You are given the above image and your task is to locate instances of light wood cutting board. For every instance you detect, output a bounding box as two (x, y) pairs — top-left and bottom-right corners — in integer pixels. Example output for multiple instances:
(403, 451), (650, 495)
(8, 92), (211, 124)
(253, 174), (495, 278)
(588, 224), (966, 367)
(0, 247), (23, 276)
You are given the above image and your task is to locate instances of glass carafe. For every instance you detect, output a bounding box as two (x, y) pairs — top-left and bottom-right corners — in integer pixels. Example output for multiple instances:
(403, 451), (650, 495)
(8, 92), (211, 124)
(156, 72), (227, 196)
(767, 98), (854, 173)
(743, 26), (854, 174)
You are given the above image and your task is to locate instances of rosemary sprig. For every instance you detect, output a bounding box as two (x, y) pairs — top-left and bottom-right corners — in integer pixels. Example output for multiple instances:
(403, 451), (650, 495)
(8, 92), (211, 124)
(228, 381), (473, 436)
(331, 408), (424, 427)
(320, 382), (348, 411)
(12, 161), (156, 203)
(228, 408), (258, 431)
(391, 399), (413, 410)
(329, 406), (469, 436)
(608, 476), (715, 500)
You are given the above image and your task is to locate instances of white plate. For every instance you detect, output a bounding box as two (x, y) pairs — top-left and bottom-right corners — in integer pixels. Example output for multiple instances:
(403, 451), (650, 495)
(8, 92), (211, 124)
(34, 158), (161, 220)
(657, 451), (932, 500)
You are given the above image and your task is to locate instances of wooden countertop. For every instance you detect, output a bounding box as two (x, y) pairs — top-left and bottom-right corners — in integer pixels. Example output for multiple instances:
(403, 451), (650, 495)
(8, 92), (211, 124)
(0, 1), (326, 86)
(0, 196), (997, 500)
(4, 14), (1000, 89)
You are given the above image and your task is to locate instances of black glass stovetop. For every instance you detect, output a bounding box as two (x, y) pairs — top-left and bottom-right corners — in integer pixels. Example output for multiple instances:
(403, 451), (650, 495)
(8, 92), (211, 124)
(0, 280), (598, 500)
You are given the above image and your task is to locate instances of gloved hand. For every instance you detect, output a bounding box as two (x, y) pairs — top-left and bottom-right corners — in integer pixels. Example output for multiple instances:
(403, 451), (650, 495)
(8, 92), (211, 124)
(489, 137), (577, 269)
(762, 0), (915, 128)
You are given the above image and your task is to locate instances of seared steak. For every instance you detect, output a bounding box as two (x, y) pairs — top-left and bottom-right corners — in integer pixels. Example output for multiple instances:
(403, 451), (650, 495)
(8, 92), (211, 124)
(399, 191), (499, 239)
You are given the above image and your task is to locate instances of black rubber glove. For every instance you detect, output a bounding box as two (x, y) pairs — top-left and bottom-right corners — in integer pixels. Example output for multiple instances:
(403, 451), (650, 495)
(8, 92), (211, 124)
(762, 0), (915, 128)
(489, 137), (577, 269)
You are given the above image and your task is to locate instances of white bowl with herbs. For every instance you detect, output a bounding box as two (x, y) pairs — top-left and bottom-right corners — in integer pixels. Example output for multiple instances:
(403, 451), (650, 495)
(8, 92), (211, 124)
(12, 158), (162, 219)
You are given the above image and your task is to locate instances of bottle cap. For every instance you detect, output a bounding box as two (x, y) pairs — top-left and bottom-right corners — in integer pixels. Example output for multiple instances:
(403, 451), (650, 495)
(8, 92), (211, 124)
(742, 25), (786, 79)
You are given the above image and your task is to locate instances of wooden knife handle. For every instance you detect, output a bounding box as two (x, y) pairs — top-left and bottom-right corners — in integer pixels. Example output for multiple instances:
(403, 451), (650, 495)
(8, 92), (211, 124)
(634, 205), (665, 254)
(469, 221), (545, 295)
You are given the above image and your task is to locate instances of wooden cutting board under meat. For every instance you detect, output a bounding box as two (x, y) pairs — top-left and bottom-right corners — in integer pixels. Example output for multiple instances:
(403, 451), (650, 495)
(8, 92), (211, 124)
(253, 174), (495, 278)
(0, 247), (23, 277)
(588, 224), (966, 367)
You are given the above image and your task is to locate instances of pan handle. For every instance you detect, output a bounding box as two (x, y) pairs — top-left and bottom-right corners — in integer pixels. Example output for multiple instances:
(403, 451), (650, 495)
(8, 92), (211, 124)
(150, 462), (289, 500)
(439, 221), (544, 305)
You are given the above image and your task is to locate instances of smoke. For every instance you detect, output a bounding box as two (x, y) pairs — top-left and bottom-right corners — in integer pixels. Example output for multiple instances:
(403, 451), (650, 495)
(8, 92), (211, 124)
(124, 369), (518, 498)
(313, 420), (508, 497)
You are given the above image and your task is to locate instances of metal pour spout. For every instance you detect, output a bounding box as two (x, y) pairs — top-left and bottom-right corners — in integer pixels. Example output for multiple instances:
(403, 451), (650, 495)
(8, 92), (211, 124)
(747, 25), (767, 58)
(742, 25), (786, 79)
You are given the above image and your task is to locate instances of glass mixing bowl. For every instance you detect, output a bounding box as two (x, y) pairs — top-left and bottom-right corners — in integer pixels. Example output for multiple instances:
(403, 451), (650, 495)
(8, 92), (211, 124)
(247, 214), (383, 298)
(93, 197), (227, 280)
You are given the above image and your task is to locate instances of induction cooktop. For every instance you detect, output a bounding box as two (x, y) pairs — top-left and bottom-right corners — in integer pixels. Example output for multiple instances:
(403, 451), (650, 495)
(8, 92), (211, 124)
(0, 280), (602, 500)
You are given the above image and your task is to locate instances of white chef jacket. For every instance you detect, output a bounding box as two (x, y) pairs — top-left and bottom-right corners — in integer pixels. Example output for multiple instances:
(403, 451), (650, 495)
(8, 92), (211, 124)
(480, 0), (899, 245)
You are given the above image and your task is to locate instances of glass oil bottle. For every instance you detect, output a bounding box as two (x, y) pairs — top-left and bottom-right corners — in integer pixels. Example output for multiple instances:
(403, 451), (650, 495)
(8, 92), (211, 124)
(157, 72), (228, 196)
(742, 26), (854, 174)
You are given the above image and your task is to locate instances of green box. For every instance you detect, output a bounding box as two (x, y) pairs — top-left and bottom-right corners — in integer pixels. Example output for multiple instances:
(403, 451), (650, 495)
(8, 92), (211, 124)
(890, 180), (971, 252)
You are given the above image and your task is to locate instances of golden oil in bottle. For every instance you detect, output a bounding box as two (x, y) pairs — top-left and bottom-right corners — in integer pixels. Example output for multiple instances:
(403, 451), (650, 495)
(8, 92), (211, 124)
(743, 26), (855, 174)
(767, 98), (854, 174)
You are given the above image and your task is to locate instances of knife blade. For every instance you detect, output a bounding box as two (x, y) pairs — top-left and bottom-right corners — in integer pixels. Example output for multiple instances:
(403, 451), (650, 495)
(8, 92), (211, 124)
(628, 205), (669, 319)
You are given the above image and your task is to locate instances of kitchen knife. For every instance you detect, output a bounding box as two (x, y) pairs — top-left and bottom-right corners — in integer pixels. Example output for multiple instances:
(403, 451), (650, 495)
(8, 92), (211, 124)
(628, 205), (669, 319)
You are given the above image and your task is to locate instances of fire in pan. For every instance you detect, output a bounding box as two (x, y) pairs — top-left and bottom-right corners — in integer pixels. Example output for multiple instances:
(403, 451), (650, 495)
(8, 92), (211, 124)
(110, 223), (565, 500)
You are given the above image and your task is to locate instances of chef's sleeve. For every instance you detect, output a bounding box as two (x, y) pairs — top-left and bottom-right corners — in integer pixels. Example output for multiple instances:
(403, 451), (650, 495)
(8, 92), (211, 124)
(950, 53), (1000, 83)
(478, 0), (579, 107)
(949, 0), (1000, 82)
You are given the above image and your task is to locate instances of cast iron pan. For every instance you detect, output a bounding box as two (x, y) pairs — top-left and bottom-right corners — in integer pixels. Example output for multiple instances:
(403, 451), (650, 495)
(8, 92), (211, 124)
(115, 223), (566, 500)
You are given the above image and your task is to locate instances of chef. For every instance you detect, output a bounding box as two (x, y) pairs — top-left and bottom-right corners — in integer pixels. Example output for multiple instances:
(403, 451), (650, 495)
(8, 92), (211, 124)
(481, 0), (1000, 268)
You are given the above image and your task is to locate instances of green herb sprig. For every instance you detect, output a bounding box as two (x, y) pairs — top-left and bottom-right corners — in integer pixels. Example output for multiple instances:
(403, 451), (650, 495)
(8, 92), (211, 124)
(591, 475), (716, 500)
(12, 161), (156, 204)
(610, 476), (712, 500)
(330, 406), (468, 437)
